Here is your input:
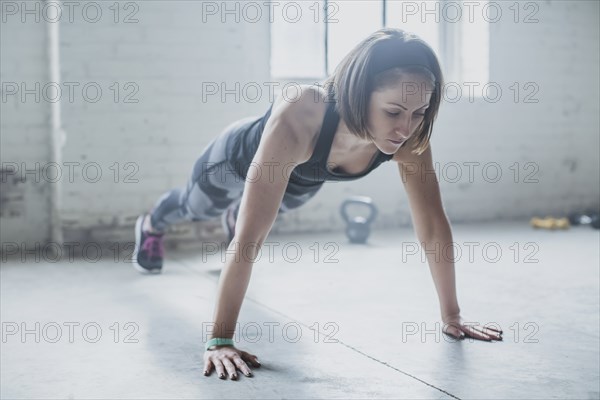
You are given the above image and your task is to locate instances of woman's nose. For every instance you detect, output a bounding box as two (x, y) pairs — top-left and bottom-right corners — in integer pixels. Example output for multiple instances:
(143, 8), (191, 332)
(394, 115), (411, 139)
(396, 113), (418, 139)
(395, 132), (409, 141)
(395, 120), (411, 139)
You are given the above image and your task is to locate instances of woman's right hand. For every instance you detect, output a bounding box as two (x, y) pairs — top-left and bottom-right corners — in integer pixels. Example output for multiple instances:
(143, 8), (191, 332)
(203, 346), (261, 380)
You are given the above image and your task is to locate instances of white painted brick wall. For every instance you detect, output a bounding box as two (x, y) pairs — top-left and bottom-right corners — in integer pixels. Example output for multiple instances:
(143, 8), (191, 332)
(55, 1), (273, 244)
(1, 0), (598, 247)
(0, 7), (52, 245)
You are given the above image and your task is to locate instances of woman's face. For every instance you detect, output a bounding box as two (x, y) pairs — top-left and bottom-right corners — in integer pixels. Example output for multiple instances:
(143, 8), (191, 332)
(366, 72), (434, 154)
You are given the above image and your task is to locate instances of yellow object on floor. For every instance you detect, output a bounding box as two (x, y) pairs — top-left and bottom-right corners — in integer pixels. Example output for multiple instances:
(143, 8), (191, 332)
(530, 217), (570, 230)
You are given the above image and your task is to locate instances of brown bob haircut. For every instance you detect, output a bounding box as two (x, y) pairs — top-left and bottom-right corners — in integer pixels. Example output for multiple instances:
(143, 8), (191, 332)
(322, 28), (444, 155)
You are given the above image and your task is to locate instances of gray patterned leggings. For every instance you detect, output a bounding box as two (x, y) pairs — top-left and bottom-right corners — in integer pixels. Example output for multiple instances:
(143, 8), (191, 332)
(149, 118), (321, 233)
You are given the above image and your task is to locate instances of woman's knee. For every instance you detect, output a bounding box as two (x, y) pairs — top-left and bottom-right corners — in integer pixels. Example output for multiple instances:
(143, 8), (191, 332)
(183, 182), (242, 221)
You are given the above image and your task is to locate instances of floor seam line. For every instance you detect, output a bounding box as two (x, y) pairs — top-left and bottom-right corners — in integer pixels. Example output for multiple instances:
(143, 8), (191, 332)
(244, 297), (462, 400)
(178, 262), (462, 399)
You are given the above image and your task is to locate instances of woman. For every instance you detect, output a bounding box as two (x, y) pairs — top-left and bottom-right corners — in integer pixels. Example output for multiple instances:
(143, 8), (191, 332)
(133, 28), (503, 380)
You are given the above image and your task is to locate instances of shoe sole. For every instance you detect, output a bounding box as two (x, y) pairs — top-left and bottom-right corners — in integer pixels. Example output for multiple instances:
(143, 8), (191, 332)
(133, 214), (162, 274)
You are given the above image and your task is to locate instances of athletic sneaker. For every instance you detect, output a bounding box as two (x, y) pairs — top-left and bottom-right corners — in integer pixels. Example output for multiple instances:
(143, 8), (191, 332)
(133, 214), (164, 274)
(221, 202), (240, 246)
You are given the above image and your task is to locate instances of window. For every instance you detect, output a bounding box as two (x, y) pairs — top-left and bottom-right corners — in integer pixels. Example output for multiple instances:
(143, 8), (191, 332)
(386, 0), (441, 58)
(327, 1), (383, 76)
(270, 0), (489, 87)
(458, 0), (489, 85)
(270, 1), (325, 79)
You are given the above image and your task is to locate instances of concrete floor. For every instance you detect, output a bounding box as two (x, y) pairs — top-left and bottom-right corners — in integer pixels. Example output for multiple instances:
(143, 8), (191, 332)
(1, 221), (599, 399)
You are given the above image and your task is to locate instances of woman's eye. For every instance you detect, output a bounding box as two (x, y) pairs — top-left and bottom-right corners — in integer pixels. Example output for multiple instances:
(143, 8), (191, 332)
(387, 111), (426, 117)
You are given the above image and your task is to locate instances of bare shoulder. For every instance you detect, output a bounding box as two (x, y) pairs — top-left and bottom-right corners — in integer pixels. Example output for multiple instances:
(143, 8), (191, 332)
(269, 85), (328, 163)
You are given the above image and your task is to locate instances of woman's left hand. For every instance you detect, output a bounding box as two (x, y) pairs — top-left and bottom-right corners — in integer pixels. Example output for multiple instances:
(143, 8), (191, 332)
(442, 313), (503, 341)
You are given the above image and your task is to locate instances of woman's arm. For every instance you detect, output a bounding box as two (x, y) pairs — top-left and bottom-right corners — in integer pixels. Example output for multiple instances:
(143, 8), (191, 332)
(394, 145), (460, 318)
(209, 117), (309, 336)
(393, 144), (502, 341)
(204, 88), (322, 378)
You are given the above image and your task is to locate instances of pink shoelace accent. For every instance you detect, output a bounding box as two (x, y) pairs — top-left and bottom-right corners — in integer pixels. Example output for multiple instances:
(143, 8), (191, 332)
(142, 233), (164, 259)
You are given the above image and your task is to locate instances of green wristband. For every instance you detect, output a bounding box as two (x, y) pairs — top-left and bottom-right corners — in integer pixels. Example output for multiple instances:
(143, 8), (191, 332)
(205, 337), (234, 351)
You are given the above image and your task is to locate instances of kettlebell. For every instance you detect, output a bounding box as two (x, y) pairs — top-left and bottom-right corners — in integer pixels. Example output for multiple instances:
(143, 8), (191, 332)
(340, 196), (378, 244)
